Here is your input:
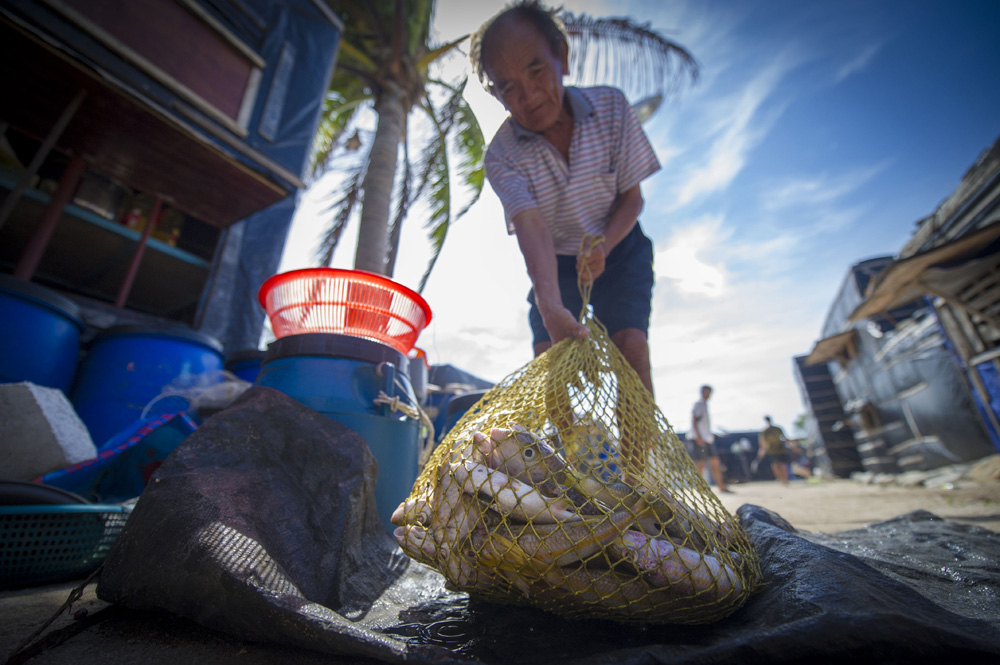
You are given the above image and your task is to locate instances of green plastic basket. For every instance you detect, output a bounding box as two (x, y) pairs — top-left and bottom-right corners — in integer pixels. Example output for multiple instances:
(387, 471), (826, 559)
(0, 504), (131, 589)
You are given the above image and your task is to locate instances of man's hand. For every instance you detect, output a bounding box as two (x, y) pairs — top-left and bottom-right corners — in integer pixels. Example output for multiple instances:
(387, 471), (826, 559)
(576, 241), (607, 285)
(539, 300), (588, 343)
(577, 184), (643, 285)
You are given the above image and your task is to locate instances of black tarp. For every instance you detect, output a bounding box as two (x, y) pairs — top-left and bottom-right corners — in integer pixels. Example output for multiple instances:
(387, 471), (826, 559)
(97, 387), (1000, 664)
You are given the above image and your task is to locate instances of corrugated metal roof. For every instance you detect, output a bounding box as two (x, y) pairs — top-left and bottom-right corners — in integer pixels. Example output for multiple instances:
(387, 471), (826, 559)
(803, 329), (856, 366)
(849, 221), (1000, 322)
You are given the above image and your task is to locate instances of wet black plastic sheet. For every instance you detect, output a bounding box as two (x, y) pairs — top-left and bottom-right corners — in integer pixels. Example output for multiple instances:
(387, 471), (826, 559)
(98, 387), (1000, 664)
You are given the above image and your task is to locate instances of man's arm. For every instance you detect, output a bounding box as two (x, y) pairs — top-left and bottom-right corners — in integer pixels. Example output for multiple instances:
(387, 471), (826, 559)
(577, 184), (644, 284)
(511, 208), (589, 344)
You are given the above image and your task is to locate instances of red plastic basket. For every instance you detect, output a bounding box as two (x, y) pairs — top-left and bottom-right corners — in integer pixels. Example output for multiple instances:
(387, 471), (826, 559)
(258, 268), (432, 354)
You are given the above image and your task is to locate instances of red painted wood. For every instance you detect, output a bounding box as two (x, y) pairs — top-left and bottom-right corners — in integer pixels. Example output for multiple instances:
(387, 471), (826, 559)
(115, 194), (163, 308)
(61, 0), (253, 120)
(14, 153), (87, 280)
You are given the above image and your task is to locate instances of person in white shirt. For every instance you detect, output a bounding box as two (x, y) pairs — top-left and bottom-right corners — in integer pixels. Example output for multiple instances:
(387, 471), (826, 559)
(690, 384), (731, 493)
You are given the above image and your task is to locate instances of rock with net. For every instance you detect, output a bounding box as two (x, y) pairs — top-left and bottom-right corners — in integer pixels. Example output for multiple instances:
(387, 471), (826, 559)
(392, 305), (762, 624)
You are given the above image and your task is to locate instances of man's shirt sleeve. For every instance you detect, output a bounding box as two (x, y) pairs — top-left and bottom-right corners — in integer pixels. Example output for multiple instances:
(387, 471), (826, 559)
(613, 91), (661, 193)
(485, 131), (537, 235)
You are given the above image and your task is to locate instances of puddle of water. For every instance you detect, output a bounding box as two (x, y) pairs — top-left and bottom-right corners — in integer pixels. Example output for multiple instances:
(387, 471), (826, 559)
(381, 594), (486, 654)
(384, 617), (483, 652)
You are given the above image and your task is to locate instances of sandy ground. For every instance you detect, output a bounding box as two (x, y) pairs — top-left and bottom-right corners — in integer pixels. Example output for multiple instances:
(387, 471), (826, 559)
(715, 476), (1000, 534)
(724, 476), (1000, 533)
(3, 477), (999, 664)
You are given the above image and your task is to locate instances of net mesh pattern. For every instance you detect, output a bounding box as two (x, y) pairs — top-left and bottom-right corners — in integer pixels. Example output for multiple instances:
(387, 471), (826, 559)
(394, 261), (761, 623)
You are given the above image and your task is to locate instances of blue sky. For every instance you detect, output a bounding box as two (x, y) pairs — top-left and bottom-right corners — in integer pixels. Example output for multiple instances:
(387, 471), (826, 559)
(279, 0), (1000, 435)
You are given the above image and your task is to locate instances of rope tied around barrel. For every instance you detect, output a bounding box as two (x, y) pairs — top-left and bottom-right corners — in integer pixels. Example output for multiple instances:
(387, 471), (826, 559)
(373, 379), (436, 470)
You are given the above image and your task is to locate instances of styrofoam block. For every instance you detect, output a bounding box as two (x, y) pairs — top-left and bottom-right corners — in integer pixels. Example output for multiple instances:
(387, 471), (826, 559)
(0, 382), (97, 481)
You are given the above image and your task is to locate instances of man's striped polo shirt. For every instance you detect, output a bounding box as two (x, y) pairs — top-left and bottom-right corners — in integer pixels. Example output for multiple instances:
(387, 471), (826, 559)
(485, 85), (661, 256)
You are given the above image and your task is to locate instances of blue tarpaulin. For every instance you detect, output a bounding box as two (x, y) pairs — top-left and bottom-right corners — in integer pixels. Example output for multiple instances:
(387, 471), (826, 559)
(34, 412), (197, 503)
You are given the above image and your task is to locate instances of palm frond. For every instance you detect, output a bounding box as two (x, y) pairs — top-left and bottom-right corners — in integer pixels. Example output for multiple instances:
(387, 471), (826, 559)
(451, 94), (485, 219)
(310, 96), (368, 176)
(422, 78), (485, 219)
(417, 34), (470, 74)
(324, 0), (391, 46)
(411, 91), (460, 292)
(417, 141), (451, 292)
(406, 0), (435, 57)
(337, 39), (379, 73)
(314, 157), (368, 267)
(310, 62), (373, 173)
(559, 11), (699, 106)
(409, 89), (454, 204)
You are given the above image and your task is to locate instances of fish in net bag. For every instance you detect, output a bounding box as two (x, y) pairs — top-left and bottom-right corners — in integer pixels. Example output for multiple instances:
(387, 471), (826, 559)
(392, 248), (762, 624)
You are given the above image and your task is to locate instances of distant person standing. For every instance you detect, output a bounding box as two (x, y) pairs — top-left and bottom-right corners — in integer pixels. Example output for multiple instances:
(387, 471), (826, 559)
(757, 415), (791, 485)
(787, 439), (813, 479)
(690, 385), (731, 493)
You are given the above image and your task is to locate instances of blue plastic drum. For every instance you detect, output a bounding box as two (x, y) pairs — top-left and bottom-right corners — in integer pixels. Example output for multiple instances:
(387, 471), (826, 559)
(225, 349), (266, 384)
(442, 390), (489, 441)
(0, 274), (84, 392)
(256, 333), (421, 532)
(70, 325), (224, 446)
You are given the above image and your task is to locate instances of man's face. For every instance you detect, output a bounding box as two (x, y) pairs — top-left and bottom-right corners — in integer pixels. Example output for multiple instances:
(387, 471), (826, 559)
(483, 18), (568, 133)
(702, 387), (712, 401)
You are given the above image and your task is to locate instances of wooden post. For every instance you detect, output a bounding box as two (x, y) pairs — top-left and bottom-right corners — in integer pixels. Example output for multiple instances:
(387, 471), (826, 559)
(115, 195), (163, 308)
(13, 153), (87, 280)
(0, 89), (86, 231)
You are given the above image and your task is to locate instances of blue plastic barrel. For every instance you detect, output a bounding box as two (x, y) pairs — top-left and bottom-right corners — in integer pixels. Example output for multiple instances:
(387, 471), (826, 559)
(442, 390), (489, 441)
(255, 333), (421, 532)
(0, 274), (84, 392)
(69, 325), (224, 447)
(225, 349), (266, 384)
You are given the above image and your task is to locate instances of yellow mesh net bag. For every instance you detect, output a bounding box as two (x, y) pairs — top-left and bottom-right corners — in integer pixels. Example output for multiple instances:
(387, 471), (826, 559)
(393, 241), (762, 624)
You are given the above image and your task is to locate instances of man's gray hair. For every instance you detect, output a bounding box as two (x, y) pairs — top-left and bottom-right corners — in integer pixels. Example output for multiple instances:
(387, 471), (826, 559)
(470, 1), (568, 91)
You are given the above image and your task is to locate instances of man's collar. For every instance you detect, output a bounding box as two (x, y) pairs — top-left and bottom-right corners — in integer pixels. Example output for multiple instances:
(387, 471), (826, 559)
(510, 87), (595, 140)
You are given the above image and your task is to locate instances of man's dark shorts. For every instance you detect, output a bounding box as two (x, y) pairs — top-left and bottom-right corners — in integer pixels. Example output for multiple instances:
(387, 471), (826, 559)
(764, 452), (791, 465)
(687, 439), (720, 462)
(528, 223), (654, 345)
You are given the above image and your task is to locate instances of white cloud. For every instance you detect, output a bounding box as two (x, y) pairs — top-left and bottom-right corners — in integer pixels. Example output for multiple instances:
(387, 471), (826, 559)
(754, 163), (890, 242)
(640, 201), (828, 430)
(834, 43), (882, 83)
(762, 163), (889, 212)
(668, 54), (800, 208)
(648, 251), (824, 432)
(654, 216), (729, 297)
(650, 312), (816, 434)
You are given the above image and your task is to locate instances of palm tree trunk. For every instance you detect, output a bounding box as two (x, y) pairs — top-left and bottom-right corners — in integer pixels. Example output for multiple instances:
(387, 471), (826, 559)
(354, 81), (406, 274)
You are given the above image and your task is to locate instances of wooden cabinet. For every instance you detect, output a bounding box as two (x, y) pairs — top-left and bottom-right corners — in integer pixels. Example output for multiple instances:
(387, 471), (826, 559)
(0, 171), (216, 322)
